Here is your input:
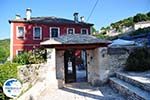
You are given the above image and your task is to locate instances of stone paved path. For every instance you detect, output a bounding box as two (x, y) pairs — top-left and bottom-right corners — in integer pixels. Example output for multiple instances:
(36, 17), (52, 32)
(38, 82), (125, 100)
(18, 64), (125, 100)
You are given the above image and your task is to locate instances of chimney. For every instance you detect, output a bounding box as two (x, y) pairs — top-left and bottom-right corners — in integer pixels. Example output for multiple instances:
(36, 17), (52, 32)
(26, 8), (32, 20)
(80, 16), (85, 22)
(73, 12), (79, 23)
(15, 14), (21, 19)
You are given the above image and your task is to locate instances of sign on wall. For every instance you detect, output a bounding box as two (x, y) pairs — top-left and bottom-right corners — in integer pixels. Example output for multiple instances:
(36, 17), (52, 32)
(3, 78), (22, 98)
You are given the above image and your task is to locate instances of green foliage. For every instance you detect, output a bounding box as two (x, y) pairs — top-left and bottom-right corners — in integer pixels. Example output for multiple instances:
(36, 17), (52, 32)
(13, 52), (30, 65)
(94, 34), (109, 39)
(133, 13), (148, 23)
(130, 27), (150, 36)
(92, 27), (97, 33)
(0, 62), (19, 84)
(147, 12), (150, 17)
(13, 48), (46, 65)
(0, 92), (5, 100)
(100, 27), (105, 30)
(125, 47), (150, 71)
(100, 12), (150, 34)
(0, 62), (18, 100)
(0, 82), (5, 100)
(109, 17), (134, 32)
(0, 39), (10, 63)
(28, 48), (46, 64)
(94, 33), (122, 40)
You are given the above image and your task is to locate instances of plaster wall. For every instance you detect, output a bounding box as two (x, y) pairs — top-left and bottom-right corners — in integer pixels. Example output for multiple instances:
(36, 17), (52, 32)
(46, 48), (59, 88)
(56, 50), (65, 87)
(87, 47), (109, 86)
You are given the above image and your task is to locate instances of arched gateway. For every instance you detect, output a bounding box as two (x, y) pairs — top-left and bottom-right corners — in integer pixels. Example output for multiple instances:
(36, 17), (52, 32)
(40, 34), (110, 88)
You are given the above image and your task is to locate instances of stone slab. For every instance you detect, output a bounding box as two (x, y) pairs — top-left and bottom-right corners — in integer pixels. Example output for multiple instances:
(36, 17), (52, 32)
(109, 77), (150, 100)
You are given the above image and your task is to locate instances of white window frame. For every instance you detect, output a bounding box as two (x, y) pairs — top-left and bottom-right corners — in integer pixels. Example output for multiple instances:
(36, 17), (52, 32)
(16, 26), (25, 40)
(50, 27), (60, 38)
(67, 28), (75, 34)
(81, 28), (88, 35)
(33, 26), (42, 40)
(16, 50), (24, 55)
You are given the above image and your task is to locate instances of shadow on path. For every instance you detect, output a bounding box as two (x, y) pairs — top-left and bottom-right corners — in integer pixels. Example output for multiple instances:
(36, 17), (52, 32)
(61, 87), (113, 100)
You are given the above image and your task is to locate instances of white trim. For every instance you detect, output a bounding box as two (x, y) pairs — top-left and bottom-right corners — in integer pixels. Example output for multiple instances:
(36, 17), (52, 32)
(16, 49), (24, 55)
(67, 28), (75, 34)
(81, 28), (88, 35)
(16, 26), (25, 40)
(10, 23), (14, 61)
(49, 27), (60, 38)
(33, 26), (42, 40)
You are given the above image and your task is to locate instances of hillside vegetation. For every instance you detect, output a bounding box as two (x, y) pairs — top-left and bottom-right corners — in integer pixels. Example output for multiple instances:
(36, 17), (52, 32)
(0, 39), (10, 63)
(101, 12), (150, 32)
(95, 27), (150, 41)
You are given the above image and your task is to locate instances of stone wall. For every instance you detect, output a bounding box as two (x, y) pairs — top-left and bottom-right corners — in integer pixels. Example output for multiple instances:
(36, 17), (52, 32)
(18, 64), (41, 83)
(18, 64), (42, 94)
(107, 47), (130, 76)
(87, 46), (133, 86)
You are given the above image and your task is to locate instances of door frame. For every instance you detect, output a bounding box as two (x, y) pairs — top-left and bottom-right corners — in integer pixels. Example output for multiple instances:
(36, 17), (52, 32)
(64, 49), (76, 83)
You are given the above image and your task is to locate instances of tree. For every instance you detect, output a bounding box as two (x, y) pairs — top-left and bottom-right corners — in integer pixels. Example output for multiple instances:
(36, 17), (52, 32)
(100, 27), (105, 30)
(133, 13), (147, 22)
(0, 48), (7, 63)
(0, 39), (10, 63)
(147, 12), (150, 17)
(125, 47), (150, 71)
(92, 26), (97, 33)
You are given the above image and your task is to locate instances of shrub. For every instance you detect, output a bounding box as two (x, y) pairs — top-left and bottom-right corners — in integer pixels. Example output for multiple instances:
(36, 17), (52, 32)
(94, 34), (109, 39)
(0, 39), (10, 63)
(0, 82), (5, 100)
(0, 62), (19, 84)
(0, 81), (11, 100)
(125, 47), (150, 71)
(13, 52), (30, 65)
(28, 48), (46, 64)
(13, 48), (46, 65)
(130, 27), (150, 36)
(0, 62), (19, 99)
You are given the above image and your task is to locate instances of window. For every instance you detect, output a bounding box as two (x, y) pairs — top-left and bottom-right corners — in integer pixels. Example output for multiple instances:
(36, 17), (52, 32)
(33, 27), (42, 40)
(17, 27), (25, 39)
(67, 28), (75, 34)
(81, 28), (88, 34)
(16, 50), (24, 55)
(50, 27), (60, 38)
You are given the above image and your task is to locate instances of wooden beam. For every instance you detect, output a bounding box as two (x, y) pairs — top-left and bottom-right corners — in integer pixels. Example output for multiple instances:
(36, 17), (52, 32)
(42, 43), (108, 50)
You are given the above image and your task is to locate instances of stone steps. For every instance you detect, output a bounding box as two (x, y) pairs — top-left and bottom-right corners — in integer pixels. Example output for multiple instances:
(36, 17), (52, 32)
(116, 72), (150, 92)
(109, 77), (150, 100)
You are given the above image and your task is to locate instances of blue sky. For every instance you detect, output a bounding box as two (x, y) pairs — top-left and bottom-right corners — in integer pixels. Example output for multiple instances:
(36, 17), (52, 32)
(0, 0), (150, 39)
